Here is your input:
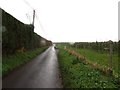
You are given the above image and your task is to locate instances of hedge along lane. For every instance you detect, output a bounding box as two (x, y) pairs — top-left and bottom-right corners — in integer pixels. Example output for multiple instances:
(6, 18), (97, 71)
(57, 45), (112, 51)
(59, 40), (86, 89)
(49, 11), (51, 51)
(3, 46), (62, 88)
(58, 47), (118, 88)
(2, 9), (52, 56)
(2, 47), (49, 77)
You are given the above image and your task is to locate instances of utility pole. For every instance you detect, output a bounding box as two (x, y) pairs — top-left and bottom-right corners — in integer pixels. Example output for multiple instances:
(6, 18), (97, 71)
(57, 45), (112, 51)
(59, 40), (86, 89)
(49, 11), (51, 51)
(32, 10), (35, 26)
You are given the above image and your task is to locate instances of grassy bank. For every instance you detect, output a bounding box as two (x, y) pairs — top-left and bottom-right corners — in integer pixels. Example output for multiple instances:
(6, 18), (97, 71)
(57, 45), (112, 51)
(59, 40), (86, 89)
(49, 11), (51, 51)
(58, 47), (118, 88)
(68, 47), (118, 77)
(2, 47), (49, 76)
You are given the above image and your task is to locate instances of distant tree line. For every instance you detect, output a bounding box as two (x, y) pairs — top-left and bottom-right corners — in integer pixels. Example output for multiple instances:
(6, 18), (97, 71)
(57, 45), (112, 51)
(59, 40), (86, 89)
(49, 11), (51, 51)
(73, 41), (119, 54)
(2, 9), (52, 55)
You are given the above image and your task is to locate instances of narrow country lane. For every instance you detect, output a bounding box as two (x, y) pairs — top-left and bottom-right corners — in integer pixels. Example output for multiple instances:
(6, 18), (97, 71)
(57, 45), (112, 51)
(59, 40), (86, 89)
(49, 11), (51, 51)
(3, 46), (62, 88)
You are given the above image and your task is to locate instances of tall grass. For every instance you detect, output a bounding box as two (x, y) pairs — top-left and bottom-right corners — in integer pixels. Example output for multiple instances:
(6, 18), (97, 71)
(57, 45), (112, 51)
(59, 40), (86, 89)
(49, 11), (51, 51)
(74, 48), (118, 76)
(2, 47), (48, 76)
(58, 47), (118, 88)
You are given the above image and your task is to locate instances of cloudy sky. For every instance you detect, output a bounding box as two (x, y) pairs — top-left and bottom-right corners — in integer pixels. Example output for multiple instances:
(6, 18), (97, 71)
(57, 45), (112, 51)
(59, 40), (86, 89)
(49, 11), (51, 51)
(0, 0), (119, 42)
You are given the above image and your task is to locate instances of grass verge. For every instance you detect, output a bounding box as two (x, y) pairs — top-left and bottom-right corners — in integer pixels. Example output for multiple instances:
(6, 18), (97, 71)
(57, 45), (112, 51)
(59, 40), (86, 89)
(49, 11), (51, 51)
(2, 47), (49, 77)
(58, 47), (118, 88)
(72, 48), (118, 77)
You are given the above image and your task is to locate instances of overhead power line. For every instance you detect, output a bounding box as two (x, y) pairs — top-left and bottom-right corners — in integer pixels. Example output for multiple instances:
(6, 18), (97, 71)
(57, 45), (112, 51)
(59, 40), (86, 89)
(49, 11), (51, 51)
(35, 13), (47, 35)
(22, 0), (34, 10)
(22, 0), (34, 24)
(26, 13), (32, 24)
(22, 0), (44, 31)
(22, 0), (49, 39)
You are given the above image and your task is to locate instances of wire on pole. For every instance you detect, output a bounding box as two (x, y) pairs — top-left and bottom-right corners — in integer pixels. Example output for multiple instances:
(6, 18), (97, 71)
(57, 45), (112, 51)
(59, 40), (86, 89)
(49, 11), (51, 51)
(35, 13), (46, 34)
(22, 0), (50, 39)
(22, 0), (34, 10)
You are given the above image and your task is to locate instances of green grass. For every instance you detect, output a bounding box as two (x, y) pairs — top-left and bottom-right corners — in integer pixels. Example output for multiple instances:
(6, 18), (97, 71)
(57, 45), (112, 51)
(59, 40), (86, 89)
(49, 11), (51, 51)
(2, 47), (49, 76)
(72, 48), (118, 77)
(58, 47), (118, 88)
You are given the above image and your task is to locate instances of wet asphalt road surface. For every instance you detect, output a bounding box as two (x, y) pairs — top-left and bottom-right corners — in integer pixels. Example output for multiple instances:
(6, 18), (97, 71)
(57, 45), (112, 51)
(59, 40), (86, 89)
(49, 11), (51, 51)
(2, 46), (62, 88)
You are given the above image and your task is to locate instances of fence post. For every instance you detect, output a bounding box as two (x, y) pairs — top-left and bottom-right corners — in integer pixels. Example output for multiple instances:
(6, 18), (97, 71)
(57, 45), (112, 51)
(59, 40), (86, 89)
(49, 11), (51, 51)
(108, 40), (113, 76)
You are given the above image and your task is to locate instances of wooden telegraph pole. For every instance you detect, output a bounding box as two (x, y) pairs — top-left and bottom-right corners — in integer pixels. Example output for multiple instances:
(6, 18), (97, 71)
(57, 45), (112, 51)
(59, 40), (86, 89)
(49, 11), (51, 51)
(32, 10), (35, 26)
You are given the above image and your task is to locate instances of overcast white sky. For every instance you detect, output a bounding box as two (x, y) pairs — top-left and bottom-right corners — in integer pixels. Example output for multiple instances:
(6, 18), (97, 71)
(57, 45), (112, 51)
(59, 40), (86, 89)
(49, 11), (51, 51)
(0, 0), (119, 42)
